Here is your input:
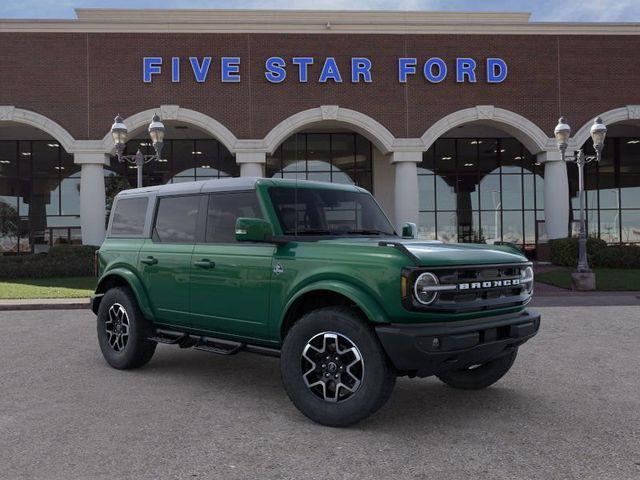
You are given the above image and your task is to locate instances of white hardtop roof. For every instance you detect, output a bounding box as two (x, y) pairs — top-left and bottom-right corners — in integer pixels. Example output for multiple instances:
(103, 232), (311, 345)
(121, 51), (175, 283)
(115, 177), (364, 199)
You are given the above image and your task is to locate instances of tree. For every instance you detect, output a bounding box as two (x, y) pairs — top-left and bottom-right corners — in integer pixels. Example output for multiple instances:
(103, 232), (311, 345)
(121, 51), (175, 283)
(104, 174), (131, 218)
(0, 201), (20, 250)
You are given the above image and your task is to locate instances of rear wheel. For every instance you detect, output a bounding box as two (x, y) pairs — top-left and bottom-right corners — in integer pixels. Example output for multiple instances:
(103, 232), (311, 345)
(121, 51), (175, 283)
(436, 349), (518, 390)
(280, 306), (396, 427)
(97, 287), (157, 370)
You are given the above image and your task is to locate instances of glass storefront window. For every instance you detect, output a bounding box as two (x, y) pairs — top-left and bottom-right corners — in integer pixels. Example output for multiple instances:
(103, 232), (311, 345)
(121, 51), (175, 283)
(266, 132), (373, 192)
(0, 140), (82, 253)
(568, 136), (640, 244)
(419, 137), (544, 249)
(115, 138), (239, 184)
(1, 137), (237, 253)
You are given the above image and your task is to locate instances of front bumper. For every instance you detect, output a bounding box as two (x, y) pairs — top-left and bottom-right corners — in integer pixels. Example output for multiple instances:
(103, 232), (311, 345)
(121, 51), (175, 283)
(375, 310), (540, 377)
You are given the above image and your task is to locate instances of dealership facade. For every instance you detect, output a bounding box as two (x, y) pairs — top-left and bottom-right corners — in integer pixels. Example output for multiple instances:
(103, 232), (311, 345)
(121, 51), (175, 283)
(1, 9), (640, 254)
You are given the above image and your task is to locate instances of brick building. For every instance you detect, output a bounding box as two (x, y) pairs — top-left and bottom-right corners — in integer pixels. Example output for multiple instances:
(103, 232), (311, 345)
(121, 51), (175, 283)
(0, 9), (639, 254)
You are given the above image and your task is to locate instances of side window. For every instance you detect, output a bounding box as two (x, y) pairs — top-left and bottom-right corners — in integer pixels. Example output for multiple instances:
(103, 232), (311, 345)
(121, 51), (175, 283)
(206, 191), (263, 243)
(110, 197), (148, 236)
(153, 195), (201, 243)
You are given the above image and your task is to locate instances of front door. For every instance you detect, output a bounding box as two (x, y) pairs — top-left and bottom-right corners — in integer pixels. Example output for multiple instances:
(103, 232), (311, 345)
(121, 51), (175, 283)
(139, 194), (202, 328)
(190, 191), (274, 341)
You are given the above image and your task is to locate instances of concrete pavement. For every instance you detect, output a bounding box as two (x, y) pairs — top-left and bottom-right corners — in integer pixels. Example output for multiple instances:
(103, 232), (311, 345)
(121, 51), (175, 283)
(0, 307), (639, 479)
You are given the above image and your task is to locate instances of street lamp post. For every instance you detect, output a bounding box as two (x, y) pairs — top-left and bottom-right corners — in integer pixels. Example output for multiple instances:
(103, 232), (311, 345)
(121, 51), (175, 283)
(110, 114), (166, 188)
(553, 116), (607, 274)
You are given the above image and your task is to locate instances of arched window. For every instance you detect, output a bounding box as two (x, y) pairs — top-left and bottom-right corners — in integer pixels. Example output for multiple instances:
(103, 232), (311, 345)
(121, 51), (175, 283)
(418, 137), (544, 251)
(266, 133), (373, 192)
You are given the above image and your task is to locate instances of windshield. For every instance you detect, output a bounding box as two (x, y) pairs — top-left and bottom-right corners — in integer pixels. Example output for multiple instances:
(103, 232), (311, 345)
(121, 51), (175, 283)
(268, 187), (396, 236)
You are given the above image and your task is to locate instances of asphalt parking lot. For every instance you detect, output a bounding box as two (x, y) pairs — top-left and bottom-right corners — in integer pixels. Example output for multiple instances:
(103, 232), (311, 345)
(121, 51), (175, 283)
(1, 306), (639, 480)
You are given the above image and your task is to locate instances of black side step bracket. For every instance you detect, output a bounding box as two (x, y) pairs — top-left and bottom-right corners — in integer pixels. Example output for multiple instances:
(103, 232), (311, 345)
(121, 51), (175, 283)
(194, 336), (243, 356)
(149, 329), (189, 345)
(148, 329), (280, 358)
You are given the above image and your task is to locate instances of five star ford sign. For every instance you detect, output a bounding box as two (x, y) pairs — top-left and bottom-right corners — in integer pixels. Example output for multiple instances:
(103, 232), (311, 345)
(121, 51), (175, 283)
(142, 56), (508, 84)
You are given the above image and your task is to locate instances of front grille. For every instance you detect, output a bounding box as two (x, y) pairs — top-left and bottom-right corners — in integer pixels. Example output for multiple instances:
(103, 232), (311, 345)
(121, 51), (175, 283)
(405, 263), (532, 313)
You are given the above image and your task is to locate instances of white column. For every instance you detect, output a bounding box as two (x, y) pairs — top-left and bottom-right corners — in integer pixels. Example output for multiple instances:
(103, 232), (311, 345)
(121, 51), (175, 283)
(539, 151), (569, 239)
(391, 151), (421, 231)
(75, 152), (109, 246)
(236, 151), (266, 177)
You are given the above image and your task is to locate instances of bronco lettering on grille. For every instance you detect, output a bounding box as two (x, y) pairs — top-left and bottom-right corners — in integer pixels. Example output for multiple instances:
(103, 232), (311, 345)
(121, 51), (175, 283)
(458, 278), (520, 290)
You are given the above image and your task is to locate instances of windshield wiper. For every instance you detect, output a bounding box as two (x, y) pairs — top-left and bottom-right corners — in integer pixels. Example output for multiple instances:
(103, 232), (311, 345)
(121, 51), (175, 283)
(347, 229), (392, 236)
(292, 229), (336, 236)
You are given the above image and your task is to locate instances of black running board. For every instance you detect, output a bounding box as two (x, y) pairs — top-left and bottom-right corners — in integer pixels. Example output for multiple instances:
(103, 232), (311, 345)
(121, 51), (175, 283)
(148, 328), (280, 358)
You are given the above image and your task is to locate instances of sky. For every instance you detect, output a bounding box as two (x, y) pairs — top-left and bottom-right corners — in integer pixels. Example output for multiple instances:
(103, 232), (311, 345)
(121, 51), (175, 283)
(1, 0), (640, 22)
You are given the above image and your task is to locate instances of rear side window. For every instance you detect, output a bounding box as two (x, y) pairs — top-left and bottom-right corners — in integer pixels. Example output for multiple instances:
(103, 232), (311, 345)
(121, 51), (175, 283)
(110, 197), (148, 236)
(153, 195), (201, 243)
(205, 192), (262, 243)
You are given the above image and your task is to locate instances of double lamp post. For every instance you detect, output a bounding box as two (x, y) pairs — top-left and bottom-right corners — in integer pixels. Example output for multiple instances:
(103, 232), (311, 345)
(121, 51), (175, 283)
(110, 114), (166, 188)
(553, 116), (607, 278)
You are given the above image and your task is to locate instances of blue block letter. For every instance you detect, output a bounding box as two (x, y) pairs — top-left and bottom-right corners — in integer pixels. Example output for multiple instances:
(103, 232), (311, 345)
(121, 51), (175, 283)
(487, 58), (508, 83)
(398, 58), (417, 83)
(143, 57), (162, 83)
(456, 58), (477, 83)
(292, 57), (313, 82)
(189, 57), (212, 83)
(351, 57), (372, 83)
(319, 57), (343, 83)
(265, 56), (287, 83)
(424, 57), (447, 83)
(171, 57), (180, 83)
(221, 57), (241, 83)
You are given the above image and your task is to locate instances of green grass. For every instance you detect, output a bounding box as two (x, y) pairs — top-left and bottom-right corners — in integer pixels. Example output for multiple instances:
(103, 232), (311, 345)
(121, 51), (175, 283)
(536, 268), (640, 291)
(0, 277), (97, 299)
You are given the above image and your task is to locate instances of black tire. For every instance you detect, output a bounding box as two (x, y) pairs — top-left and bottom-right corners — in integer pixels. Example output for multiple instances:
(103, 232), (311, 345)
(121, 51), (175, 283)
(97, 286), (157, 370)
(280, 306), (396, 427)
(436, 349), (518, 390)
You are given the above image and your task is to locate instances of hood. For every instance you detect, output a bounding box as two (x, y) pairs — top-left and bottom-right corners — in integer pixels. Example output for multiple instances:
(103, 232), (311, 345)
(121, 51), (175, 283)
(398, 241), (527, 266)
(317, 237), (527, 266)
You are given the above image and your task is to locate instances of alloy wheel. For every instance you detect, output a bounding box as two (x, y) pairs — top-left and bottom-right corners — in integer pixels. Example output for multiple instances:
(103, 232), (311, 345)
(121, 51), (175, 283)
(105, 303), (130, 352)
(301, 332), (364, 402)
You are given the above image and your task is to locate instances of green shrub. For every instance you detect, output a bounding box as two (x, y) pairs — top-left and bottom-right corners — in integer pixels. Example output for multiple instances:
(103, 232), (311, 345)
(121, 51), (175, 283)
(549, 237), (607, 267)
(593, 245), (640, 268)
(550, 237), (640, 268)
(0, 245), (98, 279)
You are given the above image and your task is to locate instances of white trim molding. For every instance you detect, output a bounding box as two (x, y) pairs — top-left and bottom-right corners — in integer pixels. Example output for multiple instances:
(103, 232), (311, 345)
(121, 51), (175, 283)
(421, 105), (553, 154)
(2, 9), (640, 35)
(263, 106), (397, 155)
(0, 106), (76, 153)
(571, 105), (640, 149)
(100, 105), (239, 154)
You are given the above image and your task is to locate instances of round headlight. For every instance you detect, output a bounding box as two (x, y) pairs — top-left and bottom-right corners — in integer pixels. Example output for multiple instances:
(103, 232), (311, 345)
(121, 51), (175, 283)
(414, 272), (440, 305)
(521, 266), (534, 294)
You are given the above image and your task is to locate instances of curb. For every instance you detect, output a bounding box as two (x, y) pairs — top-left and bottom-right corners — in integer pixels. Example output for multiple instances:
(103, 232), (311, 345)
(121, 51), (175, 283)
(0, 298), (90, 312)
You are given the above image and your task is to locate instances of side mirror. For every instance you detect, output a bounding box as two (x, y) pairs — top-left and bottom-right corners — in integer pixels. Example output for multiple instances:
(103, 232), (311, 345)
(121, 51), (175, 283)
(235, 217), (274, 242)
(402, 222), (417, 239)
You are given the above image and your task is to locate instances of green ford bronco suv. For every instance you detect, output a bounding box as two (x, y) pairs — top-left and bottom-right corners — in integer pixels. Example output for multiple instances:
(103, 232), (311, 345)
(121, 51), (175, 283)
(92, 177), (539, 426)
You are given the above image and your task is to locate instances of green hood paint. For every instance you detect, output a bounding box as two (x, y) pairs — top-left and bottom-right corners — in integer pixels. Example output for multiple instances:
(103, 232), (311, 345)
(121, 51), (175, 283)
(309, 237), (526, 266)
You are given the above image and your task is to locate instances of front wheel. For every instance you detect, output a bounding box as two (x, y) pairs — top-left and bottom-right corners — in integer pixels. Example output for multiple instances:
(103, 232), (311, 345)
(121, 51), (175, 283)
(280, 306), (396, 427)
(436, 349), (518, 390)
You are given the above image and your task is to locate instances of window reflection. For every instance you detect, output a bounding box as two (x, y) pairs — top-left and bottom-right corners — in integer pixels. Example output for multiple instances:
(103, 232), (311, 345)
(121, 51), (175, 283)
(569, 137), (640, 244)
(419, 138), (544, 249)
(114, 138), (238, 184)
(0, 140), (82, 253)
(266, 133), (373, 192)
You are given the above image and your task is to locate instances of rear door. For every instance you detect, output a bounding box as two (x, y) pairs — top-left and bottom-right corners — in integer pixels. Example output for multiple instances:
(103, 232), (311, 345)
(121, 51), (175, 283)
(189, 191), (275, 340)
(139, 194), (203, 328)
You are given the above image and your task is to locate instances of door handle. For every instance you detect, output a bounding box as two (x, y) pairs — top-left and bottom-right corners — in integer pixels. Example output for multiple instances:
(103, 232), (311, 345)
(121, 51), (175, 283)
(140, 256), (158, 266)
(194, 259), (215, 269)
